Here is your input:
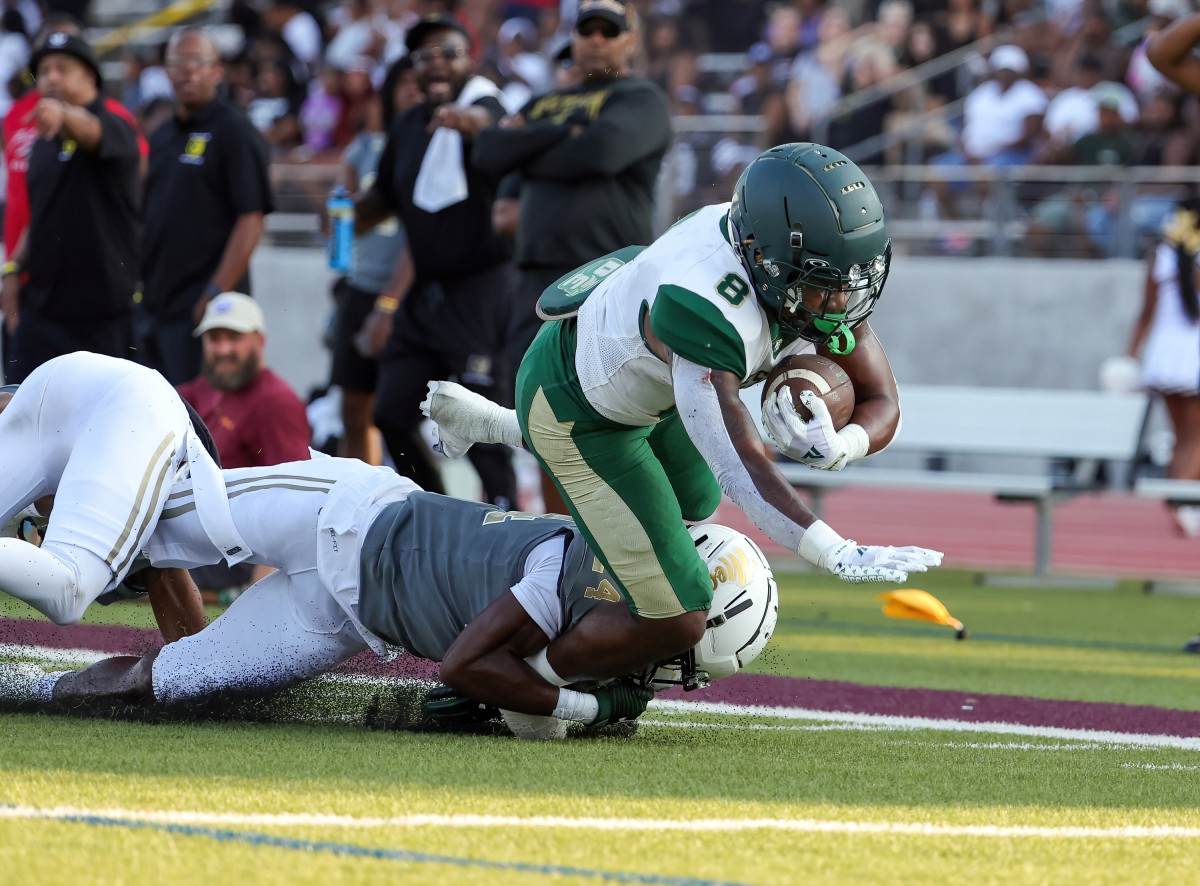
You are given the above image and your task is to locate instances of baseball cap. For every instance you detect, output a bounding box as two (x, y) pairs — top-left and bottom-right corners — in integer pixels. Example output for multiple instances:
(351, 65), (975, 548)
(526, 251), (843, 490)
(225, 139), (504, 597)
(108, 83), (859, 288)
(31, 31), (102, 86)
(405, 13), (471, 55)
(194, 292), (266, 337)
(575, 0), (634, 32)
(1093, 83), (1124, 110)
(989, 44), (1030, 74)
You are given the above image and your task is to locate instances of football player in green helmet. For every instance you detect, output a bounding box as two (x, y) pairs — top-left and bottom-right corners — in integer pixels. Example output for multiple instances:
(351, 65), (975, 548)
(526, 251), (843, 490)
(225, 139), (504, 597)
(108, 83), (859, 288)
(727, 143), (891, 356)
(422, 143), (941, 689)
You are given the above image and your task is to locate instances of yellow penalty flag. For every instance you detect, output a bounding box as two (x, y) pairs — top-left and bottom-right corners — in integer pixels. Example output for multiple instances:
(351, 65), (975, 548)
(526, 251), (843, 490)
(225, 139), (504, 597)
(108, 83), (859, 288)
(876, 589), (967, 639)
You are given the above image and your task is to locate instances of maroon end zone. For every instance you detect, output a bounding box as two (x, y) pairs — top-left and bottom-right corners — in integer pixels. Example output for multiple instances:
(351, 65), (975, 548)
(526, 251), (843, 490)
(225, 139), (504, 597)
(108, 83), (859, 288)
(5, 616), (1199, 737)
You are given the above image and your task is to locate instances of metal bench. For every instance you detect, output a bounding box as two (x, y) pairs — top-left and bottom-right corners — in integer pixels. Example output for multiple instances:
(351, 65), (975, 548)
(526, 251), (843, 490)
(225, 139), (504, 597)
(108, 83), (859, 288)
(743, 384), (1150, 579)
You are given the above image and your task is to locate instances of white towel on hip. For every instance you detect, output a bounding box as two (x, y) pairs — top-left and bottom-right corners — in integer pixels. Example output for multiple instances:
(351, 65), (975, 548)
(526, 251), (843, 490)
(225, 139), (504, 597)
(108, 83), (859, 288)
(412, 75), (504, 213)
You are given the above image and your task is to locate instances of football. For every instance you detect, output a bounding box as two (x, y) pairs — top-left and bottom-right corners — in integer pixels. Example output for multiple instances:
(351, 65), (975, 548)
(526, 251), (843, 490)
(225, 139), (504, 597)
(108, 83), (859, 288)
(761, 354), (856, 429)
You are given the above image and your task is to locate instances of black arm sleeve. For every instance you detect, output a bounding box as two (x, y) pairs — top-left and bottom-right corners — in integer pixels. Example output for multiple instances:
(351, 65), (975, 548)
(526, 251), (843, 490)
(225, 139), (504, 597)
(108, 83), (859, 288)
(521, 84), (672, 180)
(472, 122), (574, 178)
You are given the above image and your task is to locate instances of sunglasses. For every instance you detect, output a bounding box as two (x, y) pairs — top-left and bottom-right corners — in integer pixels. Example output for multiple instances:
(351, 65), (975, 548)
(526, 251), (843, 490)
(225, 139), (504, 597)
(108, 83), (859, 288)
(575, 19), (622, 39)
(411, 43), (468, 64)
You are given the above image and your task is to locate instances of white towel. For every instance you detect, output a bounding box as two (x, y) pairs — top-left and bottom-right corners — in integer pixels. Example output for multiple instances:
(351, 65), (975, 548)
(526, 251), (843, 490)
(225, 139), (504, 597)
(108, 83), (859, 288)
(413, 75), (504, 213)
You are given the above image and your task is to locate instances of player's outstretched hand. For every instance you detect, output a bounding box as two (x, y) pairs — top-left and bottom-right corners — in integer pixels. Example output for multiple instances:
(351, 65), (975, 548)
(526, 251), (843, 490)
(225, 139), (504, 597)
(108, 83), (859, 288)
(419, 381), (524, 459)
(824, 540), (944, 584)
(590, 680), (653, 729)
(761, 390), (850, 471)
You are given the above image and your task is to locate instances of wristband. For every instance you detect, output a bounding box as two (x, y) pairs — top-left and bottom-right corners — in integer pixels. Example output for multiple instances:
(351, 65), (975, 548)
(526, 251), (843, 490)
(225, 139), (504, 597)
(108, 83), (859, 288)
(797, 519), (846, 569)
(374, 295), (400, 314)
(837, 423), (871, 462)
(2, 260), (20, 277)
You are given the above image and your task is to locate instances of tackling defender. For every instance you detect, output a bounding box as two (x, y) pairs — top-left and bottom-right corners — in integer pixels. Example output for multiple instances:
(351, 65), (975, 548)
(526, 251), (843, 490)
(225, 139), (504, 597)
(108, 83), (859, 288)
(31, 456), (777, 738)
(0, 351), (244, 640)
(423, 142), (942, 683)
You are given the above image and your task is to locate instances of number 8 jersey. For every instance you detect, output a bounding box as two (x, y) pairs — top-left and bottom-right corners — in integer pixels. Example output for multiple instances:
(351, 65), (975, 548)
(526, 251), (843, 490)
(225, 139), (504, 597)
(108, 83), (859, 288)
(574, 203), (813, 427)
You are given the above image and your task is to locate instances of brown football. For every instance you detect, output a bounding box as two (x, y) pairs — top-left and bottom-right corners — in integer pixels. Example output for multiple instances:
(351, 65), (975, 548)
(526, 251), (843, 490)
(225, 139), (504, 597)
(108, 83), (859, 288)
(760, 354), (856, 429)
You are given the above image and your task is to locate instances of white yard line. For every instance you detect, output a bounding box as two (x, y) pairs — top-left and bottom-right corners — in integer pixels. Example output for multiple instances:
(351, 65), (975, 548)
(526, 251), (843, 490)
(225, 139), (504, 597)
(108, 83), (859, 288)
(1, 804), (1198, 839)
(6, 644), (1200, 751)
(647, 699), (1200, 751)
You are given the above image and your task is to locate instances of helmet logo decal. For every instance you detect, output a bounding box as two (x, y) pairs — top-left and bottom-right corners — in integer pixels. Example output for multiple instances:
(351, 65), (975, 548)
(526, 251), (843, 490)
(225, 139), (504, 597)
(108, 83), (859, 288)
(709, 546), (755, 591)
(841, 181), (865, 194)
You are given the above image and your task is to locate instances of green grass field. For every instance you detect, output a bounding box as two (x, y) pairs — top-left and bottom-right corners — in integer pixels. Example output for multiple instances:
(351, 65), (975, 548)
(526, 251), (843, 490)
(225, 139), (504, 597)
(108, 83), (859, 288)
(3, 569), (1200, 885)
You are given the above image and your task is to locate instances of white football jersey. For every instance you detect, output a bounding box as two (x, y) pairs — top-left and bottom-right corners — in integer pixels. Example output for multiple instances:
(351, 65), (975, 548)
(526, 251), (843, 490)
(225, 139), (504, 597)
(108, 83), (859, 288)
(575, 203), (812, 426)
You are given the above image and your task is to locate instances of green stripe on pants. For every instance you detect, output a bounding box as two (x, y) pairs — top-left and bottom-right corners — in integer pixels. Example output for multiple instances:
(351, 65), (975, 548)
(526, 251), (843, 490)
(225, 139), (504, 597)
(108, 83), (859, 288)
(516, 320), (721, 618)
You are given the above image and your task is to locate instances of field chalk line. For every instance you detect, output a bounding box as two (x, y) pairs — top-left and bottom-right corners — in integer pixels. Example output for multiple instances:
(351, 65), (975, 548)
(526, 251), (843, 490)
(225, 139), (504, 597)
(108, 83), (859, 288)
(7, 644), (1200, 750)
(2, 805), (1199, 840)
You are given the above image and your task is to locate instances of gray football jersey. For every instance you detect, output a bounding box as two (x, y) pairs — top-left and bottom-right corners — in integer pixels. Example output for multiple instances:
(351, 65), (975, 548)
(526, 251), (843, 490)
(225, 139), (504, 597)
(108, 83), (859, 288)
(357, 492), (622, 661)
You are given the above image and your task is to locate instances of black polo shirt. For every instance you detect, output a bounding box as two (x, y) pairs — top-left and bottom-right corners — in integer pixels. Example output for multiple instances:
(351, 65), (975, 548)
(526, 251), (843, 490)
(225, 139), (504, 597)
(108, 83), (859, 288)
(372, 95), (511, 282)
(141, 98), (274, 320)
(25, 96), (141, 321)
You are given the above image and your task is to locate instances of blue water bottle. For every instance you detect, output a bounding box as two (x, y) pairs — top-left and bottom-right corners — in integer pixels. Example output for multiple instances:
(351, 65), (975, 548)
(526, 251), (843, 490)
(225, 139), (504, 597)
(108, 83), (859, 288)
(326, 185), (354, 272)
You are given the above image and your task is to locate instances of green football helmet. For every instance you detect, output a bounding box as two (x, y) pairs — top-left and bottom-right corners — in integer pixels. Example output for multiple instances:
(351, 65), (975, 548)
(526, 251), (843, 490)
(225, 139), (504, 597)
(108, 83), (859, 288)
(728, 143), (891, 354)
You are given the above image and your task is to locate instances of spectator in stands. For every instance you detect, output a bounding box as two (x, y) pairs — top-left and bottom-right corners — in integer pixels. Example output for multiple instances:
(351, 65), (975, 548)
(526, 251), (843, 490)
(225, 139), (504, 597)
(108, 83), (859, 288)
(1125, 197), (1200, 539)
(927, 44), (1047, 216)
(263, 0), (323, 77)
(330, 56), (423, 465)
(247, 59), (304, 154)
(731, 41), (793, 145)
(1026, 90), (1139, 257)
(139, 27), (274, 387)
(299, 64), (345, 154)
(785, 4), (853, 140)
(826, 40), (899, 164)
(353, 14), (518, 509)
(1, 31), (142, 383)
(873, 0), (914, 67)
(473, 0), (672, 511)
(931, 0), (993, 56)
(1043, 54), (1138, 149)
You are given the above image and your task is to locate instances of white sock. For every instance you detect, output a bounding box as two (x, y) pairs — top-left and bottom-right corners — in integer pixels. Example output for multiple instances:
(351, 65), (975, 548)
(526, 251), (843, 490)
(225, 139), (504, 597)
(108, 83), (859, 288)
(551, 688), (600, 723)
(32, 671), (70, 703)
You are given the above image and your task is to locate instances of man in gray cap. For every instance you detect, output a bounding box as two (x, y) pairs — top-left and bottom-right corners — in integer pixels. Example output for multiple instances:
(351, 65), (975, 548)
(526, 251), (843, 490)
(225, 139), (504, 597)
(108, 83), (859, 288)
(0, 30), (142, 383)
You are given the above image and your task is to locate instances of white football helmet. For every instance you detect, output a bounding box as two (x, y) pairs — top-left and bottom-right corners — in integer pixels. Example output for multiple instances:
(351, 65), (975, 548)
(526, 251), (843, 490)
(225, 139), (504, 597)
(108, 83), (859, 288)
(649, 524), (779, 691)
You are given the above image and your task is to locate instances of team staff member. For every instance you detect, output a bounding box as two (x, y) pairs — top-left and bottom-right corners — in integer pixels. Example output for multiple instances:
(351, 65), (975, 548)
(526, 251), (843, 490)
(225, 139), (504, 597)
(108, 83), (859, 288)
(355, 14), (517, 509)
(474, 0), (670, 512)
(474, 0), (670, 366)
(0, 31), (142, 383)
(139, 28), (274, 386)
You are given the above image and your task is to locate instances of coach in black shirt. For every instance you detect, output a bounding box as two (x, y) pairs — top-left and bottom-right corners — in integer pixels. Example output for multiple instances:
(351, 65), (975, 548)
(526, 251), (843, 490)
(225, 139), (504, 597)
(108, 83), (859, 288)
(355, 14), (517, 509)
(0, 32), (141, 383)
(473, 0), (671, 365)
(139, 28), (273, 385)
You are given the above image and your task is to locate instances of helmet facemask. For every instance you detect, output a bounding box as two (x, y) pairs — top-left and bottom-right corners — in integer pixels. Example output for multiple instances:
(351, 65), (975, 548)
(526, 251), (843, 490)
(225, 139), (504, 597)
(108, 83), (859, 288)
(732, 213), (891, 355)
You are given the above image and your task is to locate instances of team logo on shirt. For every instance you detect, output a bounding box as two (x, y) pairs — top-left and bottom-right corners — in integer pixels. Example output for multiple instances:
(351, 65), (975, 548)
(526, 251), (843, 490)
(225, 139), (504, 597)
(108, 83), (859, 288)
(181, 132), (211, 165)
(57, 139), (76, 162)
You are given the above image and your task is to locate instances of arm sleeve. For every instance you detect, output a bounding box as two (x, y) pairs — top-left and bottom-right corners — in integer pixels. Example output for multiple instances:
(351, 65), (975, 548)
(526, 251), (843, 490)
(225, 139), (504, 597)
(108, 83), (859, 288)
(471, 122), (574, 177)
(521, 85), (672, 180)
(221, 122), (275, 216)
(672, 355), (805, 553)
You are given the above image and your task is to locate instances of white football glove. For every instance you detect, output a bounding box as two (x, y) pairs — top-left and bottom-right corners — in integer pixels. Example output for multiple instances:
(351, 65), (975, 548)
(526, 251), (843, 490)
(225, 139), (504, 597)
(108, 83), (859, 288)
(762, 390), (865, 472)
(823, 541), (944, 583)
(799, 520), (943, 583)
(419, 381), (524, 459)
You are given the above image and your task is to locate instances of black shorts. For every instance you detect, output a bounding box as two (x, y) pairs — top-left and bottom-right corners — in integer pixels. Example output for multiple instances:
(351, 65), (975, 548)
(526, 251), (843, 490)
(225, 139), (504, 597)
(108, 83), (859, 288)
(329, 278), (380, 394)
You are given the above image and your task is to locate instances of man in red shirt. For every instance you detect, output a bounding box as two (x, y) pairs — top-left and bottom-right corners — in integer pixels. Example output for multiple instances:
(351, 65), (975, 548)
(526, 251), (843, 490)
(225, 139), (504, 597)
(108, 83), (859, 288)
(176, 291), (310, 597)
(177, 291), (311, 469)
